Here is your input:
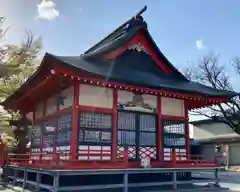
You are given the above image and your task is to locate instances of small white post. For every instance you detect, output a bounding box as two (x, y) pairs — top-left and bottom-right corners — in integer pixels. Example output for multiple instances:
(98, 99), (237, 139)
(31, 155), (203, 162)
(173, 171), (177, 190)
(22, 168), (27, 189)
(53, 172), (59, 192)
(36, 171), (41, 192)
(123, 172), (128, 192)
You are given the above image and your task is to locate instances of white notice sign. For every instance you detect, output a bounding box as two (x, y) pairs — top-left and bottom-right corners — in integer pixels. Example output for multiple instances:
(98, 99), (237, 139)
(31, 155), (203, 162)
(141, 157), (151, 168)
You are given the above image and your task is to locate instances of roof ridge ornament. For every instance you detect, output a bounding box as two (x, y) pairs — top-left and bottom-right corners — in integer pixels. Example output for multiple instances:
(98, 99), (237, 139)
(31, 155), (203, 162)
(133, 6), (147, 20)
(84, 6), (148, 54)
(128, 6), (148, 29)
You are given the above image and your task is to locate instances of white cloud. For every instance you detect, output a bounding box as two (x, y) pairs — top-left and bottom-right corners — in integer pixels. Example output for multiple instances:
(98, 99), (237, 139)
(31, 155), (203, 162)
(37, 0), (59, 20)
(196, 39), (207, 50)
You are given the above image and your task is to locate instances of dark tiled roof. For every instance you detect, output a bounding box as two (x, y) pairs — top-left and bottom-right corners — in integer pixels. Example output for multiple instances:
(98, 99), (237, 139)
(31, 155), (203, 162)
(48, 53), (237, 98)
(81, 8), (188, 81)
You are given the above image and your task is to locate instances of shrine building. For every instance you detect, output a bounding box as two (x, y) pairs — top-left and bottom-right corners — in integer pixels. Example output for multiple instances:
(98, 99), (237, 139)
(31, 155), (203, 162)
(1, 7), (237, 170)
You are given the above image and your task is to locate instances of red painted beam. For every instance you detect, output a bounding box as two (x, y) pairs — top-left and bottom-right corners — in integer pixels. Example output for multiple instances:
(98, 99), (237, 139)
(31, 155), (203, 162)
(78, 105), (113, 114)
(184, 100), (191, 160)
(35, 107), (72, 124)
(71, 82), (80, 160)
(112, 89), (118, 161)
(157, 96), (163, 161)
(161, 114), (186, 121)
(53, 67), (227, 108)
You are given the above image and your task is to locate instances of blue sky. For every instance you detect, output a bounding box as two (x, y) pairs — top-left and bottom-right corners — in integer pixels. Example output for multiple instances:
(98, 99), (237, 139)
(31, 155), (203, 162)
(1, 0), (240, 127)
(2, 0), (240, 68)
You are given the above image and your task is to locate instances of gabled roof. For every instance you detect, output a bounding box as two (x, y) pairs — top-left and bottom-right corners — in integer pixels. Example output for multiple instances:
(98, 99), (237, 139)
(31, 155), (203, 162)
(45, 6), (236, 98)
(82, 6), (187, 81)
(1, 6), (238, 109)
(49, 53), (237, 98)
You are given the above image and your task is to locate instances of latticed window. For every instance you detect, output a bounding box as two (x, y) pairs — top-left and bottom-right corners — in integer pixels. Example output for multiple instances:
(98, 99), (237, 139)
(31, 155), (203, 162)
(43, 119), (57, 147)
(78, 111), (112, 145)
(31, 125), (42, 148)
(117, 112), (136, 145)
(162, 119), (186, 147)
(163, 136), (186, 146)
(164, 122), (185, 134)
(80, 111), (112, 129)
(57, 114), (72, 146)
(139, 114), (156, 146)
(162, 119), (187, 161)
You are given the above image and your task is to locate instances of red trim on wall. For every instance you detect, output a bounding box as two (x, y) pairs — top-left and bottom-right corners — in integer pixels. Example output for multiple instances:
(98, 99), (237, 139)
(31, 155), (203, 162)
(78, 106), (113, 114)
(71, 82), (80, 160)
(157, 96), (163, 161)
(41, 101), (46, 158)
(161, 115), (186, 121)
(112, 89), (118, 161)
(53, 67), (227, 108)
(101, 30), (173, 73)
(35, 107), (72, 124)
(184, 100), (191, 160)
(53, 94), (60, 153)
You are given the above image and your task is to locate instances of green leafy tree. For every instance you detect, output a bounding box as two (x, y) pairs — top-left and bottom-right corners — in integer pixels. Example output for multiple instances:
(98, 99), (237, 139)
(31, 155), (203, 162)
(0, 18), (42, 150)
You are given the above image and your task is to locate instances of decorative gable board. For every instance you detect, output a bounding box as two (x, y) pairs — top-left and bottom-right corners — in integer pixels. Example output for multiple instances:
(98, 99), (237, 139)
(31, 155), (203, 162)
(59, 86), (74, 110)
(46, 95), (57, 116)
(79, 84), (113, 108)
(118, 90), (157, 113)
(35, 102), (44, 119)
(161, 97), (185, 117)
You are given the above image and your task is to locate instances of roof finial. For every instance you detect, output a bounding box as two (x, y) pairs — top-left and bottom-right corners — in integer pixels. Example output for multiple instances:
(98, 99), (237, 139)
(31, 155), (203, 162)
(134, 6), (147, 19)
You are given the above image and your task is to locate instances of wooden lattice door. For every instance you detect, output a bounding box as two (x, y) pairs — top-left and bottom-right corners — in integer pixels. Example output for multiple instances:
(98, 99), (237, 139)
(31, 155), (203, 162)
(117, 111), (157, 160)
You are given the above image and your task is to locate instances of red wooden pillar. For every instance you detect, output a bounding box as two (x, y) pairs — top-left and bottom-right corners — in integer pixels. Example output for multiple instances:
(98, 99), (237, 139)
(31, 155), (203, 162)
(184, 101), (191, 160)
(71, 82), (80, 160)
(157, 96), (163, 162)
(40, 102), (46, 160)
(172, 148), (176, 167)
(112, 89), (118, 161)
(54, 94), (61, 154)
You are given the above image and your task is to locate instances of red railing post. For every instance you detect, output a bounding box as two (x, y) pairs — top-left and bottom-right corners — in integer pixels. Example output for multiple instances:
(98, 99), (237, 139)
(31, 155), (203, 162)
(172, 148), (176, 167)
(123, 146), (128, 167)
(56, 152), (60, 166)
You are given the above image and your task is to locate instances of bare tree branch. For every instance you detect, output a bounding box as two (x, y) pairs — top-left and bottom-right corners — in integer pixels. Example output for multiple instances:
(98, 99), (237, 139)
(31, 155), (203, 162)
(185, 53), (240, 134)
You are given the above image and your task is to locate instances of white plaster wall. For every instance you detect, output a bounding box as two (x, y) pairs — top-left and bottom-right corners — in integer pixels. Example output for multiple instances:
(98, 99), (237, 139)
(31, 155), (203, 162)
(193, 122), (237, 140)
(26, 112), (33, 122)
(45, 95), (57, 115)
(79, 84), (113, 108)
(161, 97), (185, 117)
(35, 102), (44, 119)
(59, 86), (74, 110)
